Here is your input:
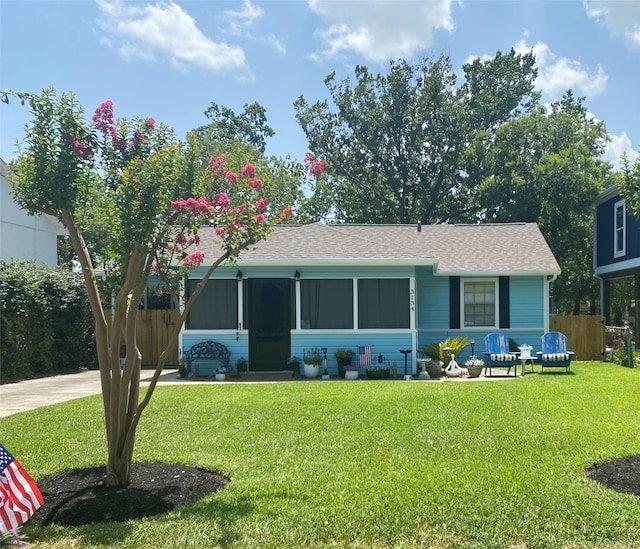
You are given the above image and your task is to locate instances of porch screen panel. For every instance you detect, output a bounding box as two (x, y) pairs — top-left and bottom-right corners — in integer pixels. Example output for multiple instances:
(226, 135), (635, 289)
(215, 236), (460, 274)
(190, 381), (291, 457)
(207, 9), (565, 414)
(300, 279), (353, 329)
(186, 279), (238, 329)
(358, 279), (409, 329)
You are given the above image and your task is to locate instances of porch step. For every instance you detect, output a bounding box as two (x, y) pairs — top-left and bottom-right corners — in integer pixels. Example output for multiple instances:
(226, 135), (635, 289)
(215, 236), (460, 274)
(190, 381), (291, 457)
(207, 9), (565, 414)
(239, 370), (297, 381)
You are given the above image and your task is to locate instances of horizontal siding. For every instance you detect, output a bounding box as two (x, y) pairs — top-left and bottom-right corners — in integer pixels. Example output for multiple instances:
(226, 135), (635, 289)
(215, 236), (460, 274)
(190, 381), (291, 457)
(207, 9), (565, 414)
(416, 266), (449, 330)
(291, 331), (414, 376)
(510, 277), (545, 328)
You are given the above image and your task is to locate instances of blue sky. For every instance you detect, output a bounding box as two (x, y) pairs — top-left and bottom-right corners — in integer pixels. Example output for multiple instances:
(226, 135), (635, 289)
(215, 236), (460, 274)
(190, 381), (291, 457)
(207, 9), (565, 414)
(1, 0), (639, 169)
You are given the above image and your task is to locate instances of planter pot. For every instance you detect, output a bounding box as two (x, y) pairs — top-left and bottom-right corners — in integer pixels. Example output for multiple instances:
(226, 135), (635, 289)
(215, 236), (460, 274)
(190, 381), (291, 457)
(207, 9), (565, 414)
(466, 366), (483, 378)
(366, 368), (390, 380)
(304, 363), (321, 378)
(425, 362), (443, 379)
(344, 370), (359, 380)
(215, 373), (226, 381)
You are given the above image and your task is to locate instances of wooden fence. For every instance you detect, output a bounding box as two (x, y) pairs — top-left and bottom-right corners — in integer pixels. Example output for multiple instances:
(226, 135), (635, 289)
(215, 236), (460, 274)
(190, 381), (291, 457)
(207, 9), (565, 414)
(549, 315), (606, 361)
(136, 309), (180, 367)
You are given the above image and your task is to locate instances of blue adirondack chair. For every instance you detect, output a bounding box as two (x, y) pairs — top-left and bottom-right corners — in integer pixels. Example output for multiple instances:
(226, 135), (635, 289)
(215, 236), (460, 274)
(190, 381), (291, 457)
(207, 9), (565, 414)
(483, 332), (519, 376)
(537, 331), (574, 373)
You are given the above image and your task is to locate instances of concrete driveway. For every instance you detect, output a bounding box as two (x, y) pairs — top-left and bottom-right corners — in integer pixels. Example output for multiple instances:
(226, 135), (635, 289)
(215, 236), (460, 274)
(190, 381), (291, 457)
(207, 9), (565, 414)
(0, 368), (183, 418)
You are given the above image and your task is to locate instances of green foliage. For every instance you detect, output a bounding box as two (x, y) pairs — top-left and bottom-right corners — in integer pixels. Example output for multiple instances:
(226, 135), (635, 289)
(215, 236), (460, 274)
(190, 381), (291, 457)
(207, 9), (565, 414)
(6, 363), (640, 548)
(421, 336), (472, 364)
(619, 153), (640, 220)
(0, 261), (95, 381)
(294, 50), (538, 224)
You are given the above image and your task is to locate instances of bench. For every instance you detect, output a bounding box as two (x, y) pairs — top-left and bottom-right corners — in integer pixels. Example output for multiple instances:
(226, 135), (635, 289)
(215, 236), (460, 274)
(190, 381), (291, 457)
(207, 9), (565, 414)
(184, 341), (231, 377)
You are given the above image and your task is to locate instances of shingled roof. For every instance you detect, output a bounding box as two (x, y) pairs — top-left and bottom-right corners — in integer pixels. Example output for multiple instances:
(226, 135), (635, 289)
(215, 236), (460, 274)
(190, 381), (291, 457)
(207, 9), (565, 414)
(194, 222), (560, 276)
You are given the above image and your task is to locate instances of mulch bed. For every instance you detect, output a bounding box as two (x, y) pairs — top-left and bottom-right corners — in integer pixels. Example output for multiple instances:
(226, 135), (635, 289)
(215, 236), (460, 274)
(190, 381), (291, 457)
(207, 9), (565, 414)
(24, 455), (640, 528)
(586, 454), (640, 496)
(30, 462), (229, 527)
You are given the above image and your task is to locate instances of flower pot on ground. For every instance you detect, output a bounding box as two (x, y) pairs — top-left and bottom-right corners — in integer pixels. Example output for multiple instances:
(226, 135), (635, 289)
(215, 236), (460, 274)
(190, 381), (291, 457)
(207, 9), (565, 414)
(464, 357), (485, 378)
(344, 364), (359, 380)
(334, 349), (356, 377)
(366, 367), (390, 380)
(303, 348), (323, 378)
(422, 359), (443, 379)
(216, 365), (231, 381)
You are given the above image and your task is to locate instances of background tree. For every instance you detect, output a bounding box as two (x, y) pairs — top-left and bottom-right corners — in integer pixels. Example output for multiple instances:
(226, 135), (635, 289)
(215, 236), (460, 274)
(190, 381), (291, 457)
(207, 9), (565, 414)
(9, 90), (291, 487)
(294, 50), (538, 224)
(473, 92), (610, 313)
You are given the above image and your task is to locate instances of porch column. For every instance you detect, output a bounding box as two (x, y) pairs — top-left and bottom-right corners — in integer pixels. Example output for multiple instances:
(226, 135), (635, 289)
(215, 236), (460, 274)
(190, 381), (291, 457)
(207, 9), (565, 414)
(601, 278), (611, 326)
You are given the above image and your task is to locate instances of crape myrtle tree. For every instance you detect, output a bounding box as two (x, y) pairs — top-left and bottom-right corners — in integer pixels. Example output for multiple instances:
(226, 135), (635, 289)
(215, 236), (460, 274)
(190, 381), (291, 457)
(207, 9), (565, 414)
(9, 89), (294, 486)
(294, 50), (539, 224)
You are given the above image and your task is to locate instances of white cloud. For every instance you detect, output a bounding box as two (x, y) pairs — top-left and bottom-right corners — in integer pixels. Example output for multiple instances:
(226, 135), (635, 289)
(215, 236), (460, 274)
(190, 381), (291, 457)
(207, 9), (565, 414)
(96, 0), (250, 75)
(224, 0), (264, 36)
(514, 38), (608, 98)
(585, 0), (640, 48)
(603, 131), (640, 169)
(308, 0), (458, 63)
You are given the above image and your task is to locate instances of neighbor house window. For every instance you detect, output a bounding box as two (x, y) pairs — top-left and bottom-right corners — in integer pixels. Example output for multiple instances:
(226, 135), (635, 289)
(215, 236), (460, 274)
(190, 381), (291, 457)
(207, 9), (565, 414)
(186, 279), (238, 329)
(462, 280), (497, 328)
(358, 279), (409, 329)
(614, 199), (626, 258)
(300, 279), (353, 329)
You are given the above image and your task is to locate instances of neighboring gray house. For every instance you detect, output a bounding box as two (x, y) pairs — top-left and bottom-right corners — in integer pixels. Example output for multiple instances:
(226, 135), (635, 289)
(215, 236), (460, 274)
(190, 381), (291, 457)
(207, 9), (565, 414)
(180, 222), (560, 375)
(0, 158), (66, 268)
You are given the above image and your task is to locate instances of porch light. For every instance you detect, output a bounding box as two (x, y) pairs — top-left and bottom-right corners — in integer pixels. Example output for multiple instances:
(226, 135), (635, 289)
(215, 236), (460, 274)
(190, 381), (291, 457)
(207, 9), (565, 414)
(294, 270), (301, 281)
(236, 270), (243, 281)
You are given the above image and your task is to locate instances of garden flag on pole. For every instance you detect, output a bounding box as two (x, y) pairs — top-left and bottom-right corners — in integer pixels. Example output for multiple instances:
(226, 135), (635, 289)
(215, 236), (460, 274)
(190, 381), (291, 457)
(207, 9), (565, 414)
(358, 346), (372, 366)
(0, 444), (44, 534)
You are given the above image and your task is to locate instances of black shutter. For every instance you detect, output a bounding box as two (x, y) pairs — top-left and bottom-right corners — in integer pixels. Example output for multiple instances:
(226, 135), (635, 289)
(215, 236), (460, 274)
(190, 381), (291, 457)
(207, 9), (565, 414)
(499, 276), (510, 328)
(450, 276), (460, 329)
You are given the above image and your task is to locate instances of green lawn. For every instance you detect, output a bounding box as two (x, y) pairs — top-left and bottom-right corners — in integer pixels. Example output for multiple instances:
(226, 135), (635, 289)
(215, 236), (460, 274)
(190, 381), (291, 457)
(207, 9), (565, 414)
(3, 362), (640, 548)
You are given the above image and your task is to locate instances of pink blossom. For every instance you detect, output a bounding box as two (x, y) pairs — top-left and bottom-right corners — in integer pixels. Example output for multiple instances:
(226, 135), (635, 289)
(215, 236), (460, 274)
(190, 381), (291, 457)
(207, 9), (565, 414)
(248, 178), (263, 191)
(183, 251), (205, 269)
(215, 227), (225, 237)
(255, 197), (269, 212)
(304, 152), (315, 165)
(145, 117), (155, 130)
(254, 214), (265, 224)
(240, 163), (256, 179)
(215, 192), (231, 207)
(276, 206), (294, 223)
(93, 101), (115, 134)
(175, 231), (187, 245)
(207, 154), (227, 179)
(225, 171), (238, 184)
(309, 160), (327, 178)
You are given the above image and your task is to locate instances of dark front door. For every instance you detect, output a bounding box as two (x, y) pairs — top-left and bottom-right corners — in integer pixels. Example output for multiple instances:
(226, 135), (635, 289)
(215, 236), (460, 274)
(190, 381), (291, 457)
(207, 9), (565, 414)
(248, 279), (292, 371)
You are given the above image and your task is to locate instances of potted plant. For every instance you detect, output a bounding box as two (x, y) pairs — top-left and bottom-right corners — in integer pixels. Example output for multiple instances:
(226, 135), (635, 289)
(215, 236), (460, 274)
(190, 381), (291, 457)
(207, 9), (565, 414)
(366, 366), (390, 380)
(464, 356), (485, 378)
(215, 365), (230, 381)
(344, 364), (360, 380)
(303, 348), (322, 378)
(421, 336), (472, 378)
(334, 349), (356, 377)
(236, 356), (247, 374)
(287, 356), (301, 372)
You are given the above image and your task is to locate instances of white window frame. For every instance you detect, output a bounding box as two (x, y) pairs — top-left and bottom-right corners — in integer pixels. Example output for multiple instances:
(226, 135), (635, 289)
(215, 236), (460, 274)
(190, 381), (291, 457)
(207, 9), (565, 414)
(461, 278), (498, 329)
(614, 199), (626, 258)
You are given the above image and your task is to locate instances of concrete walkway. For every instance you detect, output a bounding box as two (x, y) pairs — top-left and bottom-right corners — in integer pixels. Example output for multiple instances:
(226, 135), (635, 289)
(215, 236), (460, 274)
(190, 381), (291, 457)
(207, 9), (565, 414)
(0, 368), (184, 418)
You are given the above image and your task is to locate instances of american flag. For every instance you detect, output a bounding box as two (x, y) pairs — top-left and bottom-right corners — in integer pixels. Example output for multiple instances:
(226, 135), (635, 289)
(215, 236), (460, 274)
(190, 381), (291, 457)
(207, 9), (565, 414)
(0, 444), (44, 534)
(358, 346), (372, 366)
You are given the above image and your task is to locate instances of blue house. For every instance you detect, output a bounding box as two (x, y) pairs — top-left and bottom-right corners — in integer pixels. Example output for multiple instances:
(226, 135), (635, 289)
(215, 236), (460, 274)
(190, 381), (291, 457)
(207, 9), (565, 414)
(179, 222), (560, 375)
(594, 185), (640, 327)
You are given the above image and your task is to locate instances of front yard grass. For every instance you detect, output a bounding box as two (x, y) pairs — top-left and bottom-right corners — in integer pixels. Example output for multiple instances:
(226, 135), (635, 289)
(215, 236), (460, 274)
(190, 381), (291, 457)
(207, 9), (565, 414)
(2, 362), (640, 548)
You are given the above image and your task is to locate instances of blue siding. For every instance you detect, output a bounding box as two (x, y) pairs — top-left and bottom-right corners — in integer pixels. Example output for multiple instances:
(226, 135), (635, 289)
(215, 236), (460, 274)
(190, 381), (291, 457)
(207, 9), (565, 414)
(290, 332), (414, 376)
(181, 265), (548, 370)
(416, 266), (449, 330)
(510, 277), (545, 328)
(596, 194), (640, 268)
